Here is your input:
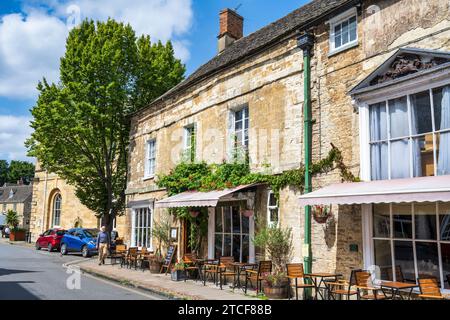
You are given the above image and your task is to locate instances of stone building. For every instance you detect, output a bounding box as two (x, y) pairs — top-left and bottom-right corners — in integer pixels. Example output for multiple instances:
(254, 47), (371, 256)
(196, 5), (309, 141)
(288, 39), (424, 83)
(0, 183), (32, 230)
(126, 0), (450, 291)
(29, 162), (127, 242)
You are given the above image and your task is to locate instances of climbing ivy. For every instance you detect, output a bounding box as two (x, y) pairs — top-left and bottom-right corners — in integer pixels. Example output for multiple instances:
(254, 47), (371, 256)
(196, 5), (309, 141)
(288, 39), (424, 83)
(156, 144), (359, 250)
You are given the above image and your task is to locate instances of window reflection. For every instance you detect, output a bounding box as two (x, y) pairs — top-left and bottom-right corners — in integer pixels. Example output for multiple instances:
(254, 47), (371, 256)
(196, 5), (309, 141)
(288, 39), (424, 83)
(416, 242), (440, 280)
(373, 204), (390, 238)
(392, 204), (412, 238)
(394, 241), (415, 282)
(415, 203), (437, 240)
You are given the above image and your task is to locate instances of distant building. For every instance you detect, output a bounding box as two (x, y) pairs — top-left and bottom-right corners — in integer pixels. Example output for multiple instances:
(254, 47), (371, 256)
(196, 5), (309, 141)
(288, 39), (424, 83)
(0, 182), (32, 230)
(29, 162), (126, 241)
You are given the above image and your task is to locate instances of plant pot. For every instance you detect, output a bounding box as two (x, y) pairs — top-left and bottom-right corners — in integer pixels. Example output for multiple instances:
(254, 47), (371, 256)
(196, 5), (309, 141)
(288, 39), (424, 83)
(149, 261), (163, 273)
(189, 211), (200, 218)
(263, 283), (289, 299)
(171, 270), (186, 281)
(313, 215), (330, 224)
(9, 230), (25, 242)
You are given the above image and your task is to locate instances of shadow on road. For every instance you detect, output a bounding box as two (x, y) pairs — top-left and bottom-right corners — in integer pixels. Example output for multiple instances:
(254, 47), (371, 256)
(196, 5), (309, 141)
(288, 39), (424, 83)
(0, 281), (39, 300)
(0, 268), (39, 277)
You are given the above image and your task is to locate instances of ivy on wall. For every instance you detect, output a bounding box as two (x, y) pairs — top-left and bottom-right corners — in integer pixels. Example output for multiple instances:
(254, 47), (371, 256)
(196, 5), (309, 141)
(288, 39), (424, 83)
(156, 144), (359, 252)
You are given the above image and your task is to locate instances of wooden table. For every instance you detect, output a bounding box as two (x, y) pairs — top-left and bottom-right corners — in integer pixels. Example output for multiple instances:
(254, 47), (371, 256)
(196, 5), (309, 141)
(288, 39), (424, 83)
(230, 262), (257, 290)
(306, 273), (343, 300)
(379, 281), (419, 300)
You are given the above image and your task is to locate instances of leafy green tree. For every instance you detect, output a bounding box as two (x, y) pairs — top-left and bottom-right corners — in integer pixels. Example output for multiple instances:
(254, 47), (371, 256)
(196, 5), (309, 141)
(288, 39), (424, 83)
(0, 160), (7, 186)
(7, 160), (35, 184)
(26, 19), (185, 231)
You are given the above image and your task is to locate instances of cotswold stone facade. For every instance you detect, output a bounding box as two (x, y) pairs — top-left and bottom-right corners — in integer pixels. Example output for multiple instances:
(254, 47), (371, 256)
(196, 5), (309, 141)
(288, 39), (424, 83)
(0, 184), (32, 230)
(29, 162), (127, 242)
(127, 0), (450, 277)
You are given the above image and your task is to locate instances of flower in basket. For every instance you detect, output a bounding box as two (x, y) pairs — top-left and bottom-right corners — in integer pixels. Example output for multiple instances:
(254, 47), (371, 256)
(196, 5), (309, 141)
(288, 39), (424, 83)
(172, 260), (186, 272)
(312, 204), (332, 223)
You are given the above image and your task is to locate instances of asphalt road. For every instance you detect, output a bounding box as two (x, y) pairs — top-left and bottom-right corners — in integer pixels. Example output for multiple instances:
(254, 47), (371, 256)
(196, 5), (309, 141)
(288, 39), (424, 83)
(0, 242), (164, 300)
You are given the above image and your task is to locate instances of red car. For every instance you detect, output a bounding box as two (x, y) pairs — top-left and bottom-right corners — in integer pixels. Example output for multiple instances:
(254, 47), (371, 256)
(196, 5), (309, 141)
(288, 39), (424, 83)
(35, 228), (66, 252)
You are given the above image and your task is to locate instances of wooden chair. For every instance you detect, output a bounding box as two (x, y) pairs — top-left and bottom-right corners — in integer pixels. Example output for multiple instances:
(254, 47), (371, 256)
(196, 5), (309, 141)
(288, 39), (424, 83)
(218, 256), (237, 290)
(244, 261), (272, 295)
(417, 277), (449, 300)
(326, 269), (360, 300)
(355, 270), (387, 300)
(110, 244), (126, 265)
(138, 247), (151, 271)
(183, 253), (201, 282)
(286, 263), (315, 300)
(386, 265), (409, 282)
(203, 259), (220, 286)
(122, 247), (139, 270)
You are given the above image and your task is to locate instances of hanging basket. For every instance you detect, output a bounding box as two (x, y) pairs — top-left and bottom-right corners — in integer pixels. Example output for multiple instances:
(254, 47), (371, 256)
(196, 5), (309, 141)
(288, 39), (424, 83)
(189, 210), (200, 218)
(312, 205), (332, 224)
(243, 210), (254, 218)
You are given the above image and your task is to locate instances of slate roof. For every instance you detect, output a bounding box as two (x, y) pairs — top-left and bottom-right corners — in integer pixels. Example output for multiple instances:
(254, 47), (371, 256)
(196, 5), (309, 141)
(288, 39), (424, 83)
(136, 0), (354, 115)
(0, 185), (33, 204)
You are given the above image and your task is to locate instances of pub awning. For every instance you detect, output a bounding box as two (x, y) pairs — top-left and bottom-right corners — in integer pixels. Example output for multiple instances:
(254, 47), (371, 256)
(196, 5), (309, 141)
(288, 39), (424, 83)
(298, 175), (450, 206)
(155, 184), (259, 208)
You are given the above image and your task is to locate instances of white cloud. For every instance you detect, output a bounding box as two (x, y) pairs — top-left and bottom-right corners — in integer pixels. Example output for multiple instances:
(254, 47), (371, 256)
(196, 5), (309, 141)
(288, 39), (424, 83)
(0, 115), (34, 162)
(0, 0), (194, 99)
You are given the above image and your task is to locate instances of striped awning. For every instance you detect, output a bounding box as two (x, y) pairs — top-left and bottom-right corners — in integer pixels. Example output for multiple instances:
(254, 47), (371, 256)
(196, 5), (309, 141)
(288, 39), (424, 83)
(155, 184), (258, 208)
(298, 175), (450, 206)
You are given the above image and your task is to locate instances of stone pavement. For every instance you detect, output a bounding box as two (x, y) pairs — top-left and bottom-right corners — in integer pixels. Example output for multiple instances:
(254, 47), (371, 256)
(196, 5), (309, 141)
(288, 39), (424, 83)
(73, 259), (261, 300)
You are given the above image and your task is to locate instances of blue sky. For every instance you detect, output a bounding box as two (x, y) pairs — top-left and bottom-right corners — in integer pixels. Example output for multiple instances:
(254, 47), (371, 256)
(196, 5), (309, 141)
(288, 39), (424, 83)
(0, 0), (308, 162)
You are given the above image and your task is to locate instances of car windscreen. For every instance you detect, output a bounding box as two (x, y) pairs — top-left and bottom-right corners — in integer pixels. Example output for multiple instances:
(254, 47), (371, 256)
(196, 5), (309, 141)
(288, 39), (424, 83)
(56, 230), (66, 236)
(84, 229), (99, 238)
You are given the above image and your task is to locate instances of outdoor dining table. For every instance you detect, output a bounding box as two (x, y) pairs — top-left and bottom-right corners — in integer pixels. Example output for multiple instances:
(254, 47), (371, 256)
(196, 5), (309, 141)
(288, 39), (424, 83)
(306, 273), (343, 300)
(379, 281), (419, 300)
(230, 262), (257, 290)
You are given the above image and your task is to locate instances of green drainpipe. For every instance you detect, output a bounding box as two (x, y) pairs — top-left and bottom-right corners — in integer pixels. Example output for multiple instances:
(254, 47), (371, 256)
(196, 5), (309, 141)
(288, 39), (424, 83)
(297, 33), (315, 279)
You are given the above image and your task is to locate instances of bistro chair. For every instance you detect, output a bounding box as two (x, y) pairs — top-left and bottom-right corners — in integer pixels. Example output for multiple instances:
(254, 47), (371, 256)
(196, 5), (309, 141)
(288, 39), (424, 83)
(203, 259), (220, 286)
(122, 247), (139, 270)
(110, 244), (126, 265)
(417, 277), (449, 300)
(355, 270), (387, 300)
(183, 253), (202, 282)
(138, 247), (152, 271)
(326, 269), (360, 300)
(218, 256), (238, 290)
(244, 261), (272, 295)
(286, 263), (315, 300)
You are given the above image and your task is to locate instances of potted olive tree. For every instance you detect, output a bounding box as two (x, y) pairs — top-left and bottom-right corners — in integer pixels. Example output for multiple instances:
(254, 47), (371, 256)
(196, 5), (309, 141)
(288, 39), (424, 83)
(151, 214), (171, 273)
(5, 210), (25, 242)
(253, 225), (293, 299)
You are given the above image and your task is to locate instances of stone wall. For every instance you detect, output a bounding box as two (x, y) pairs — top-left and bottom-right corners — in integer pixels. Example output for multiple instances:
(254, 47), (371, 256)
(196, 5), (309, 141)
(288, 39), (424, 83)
(127, 0), (450, 276)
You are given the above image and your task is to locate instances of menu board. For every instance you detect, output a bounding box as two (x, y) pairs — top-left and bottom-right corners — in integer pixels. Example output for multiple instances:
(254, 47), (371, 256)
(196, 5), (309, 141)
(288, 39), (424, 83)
(161, 245), (177, 274)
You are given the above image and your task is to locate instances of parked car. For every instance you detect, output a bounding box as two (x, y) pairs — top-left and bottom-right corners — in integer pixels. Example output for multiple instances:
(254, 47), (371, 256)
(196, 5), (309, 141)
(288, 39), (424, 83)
(35, 228), (66, 252)
(60, 228), (99, 258)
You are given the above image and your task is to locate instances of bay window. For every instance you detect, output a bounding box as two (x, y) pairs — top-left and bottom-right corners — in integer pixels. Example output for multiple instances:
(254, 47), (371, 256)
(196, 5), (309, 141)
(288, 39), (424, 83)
(369, 85), (450, 180)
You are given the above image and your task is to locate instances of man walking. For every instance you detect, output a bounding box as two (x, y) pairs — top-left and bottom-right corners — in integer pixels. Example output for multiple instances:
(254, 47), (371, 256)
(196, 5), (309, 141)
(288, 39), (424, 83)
(96, 226), (110, 265)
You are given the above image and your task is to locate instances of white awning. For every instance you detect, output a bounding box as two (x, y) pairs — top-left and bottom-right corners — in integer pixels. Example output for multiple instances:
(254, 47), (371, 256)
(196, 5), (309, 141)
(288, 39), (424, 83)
(298, 175), (450, 206)
(155, 184), (258, 208)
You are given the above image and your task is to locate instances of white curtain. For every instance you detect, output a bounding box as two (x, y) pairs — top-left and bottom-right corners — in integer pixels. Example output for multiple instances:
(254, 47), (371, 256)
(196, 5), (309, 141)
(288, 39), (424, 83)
(390, 98), (410, 179)
(370, 105), (388, 180)
(438, 86), (450, 176)
(410, 95), (422, 177)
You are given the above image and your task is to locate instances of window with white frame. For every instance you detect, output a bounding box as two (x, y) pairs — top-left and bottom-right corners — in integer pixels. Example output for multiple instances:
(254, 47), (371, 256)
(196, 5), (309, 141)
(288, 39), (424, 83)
(183, 124), (196, 162)
(145, 139), (156, 178)
(52, 194), (62, 227)
(369, 85), (450, 180)
(231, 106), (249, 161)
(214, 206), (250, 262)
(329, 8), (358, 54)
(371, 202), (450, 290)
(267, 191), (279, 227)
(132, 207), (152, 248)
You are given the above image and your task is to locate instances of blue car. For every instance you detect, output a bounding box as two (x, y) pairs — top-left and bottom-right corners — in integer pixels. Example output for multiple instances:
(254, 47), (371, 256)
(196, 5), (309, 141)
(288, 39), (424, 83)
(60, 228), (100, 258)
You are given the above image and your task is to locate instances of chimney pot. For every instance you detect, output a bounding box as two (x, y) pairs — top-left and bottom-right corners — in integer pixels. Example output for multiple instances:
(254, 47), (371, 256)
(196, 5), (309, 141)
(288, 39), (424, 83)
(218, 8), (243, 53)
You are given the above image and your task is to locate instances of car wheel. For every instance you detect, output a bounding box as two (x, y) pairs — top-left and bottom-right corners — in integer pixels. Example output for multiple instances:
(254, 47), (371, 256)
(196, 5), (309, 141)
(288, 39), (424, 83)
(60, 243), (68, 255)
(82, 245), (90, 258)
(47, 243), (53, 252)
(35, 242), (41, 250)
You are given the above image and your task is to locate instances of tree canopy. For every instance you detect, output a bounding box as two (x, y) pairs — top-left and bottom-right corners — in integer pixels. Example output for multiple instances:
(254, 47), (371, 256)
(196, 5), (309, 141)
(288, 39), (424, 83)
(0, 160), (35, 186)
(26, 19), (185, 229)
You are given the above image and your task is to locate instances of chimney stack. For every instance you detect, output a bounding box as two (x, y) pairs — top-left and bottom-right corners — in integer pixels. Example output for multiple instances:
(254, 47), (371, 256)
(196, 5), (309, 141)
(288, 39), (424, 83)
(218, 8), (243, 54)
